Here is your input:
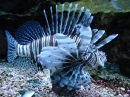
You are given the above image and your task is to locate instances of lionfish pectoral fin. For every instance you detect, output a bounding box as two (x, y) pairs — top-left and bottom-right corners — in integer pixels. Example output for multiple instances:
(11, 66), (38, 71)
(91, 30), (105, 44)
(92, 29), (98, 34)
(96, 34), (118, 49)
(78, 26), (92, 53)
(5, 30), (18, 62)
(54, 33), (79, 59)
(79, 9), (93, 27)
(15, 21), (45, 45)
(37, 46), (71, 75)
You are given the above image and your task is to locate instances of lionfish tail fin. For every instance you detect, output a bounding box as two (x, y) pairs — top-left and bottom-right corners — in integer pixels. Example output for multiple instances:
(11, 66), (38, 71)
(5, 30), (18, 62)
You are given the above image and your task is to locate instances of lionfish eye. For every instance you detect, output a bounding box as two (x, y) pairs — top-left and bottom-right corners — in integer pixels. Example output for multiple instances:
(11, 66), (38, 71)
(76, 24), (82, 29)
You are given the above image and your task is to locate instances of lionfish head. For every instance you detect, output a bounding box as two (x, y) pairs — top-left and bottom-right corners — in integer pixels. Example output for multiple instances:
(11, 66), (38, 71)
(86, 50), (107, 68)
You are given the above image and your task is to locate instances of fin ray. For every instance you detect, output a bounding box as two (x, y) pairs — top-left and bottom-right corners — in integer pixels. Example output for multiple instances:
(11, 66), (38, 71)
(15, 21), (45, 45)
(91, 30), (105, 44)
(96, 34), (118, 49)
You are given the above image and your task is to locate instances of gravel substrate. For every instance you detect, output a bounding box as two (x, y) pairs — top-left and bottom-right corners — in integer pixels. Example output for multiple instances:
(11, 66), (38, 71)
(0, 58), (130, 97)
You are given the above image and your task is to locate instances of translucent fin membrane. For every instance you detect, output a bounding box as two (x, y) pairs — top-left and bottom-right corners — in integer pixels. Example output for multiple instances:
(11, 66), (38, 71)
(54, 33), (78, 59)
(43, 10), (51, 35)
(79, 9), (93, 27)
(67, 4), (78, 36)
(70, 6), (84, 36)
(91, 30), (105, 44)
(96, 34), (118, 49)
(53, 66), (91, 90)
(55, 5), (58, 34)
(43, 3), (93, 38)
(78, 25), (92, 53)
(92, 29), (98, 34)
(50, 6), (54, 34)
(15, 3), (93, 46)
(15, 21), (45, 45)
(59, 4), (64, 34)
(5, 30), (18, 62)
(38, 46), (71, 74)
(62, 3), (72, 34)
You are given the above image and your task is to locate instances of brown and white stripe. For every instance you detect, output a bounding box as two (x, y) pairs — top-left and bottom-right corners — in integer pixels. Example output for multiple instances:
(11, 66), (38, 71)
(16, 35), (80, 63)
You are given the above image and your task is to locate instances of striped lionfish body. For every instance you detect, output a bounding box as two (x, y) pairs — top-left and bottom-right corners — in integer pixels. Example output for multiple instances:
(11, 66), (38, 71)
(5, 3), (91, 63)
(5, 30), (57, 62)
(5, 3), (118, 90)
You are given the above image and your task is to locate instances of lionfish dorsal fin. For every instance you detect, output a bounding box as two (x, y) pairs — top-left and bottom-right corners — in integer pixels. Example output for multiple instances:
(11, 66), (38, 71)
(78, 25), (92, 53)
(96, 34), (118, 49)
(46, 3), (86, 37)
(43, 9), (51, 35)
(66, 4), (78, 35)
(62, 3), (72, 34)
(91, 30), (105, 44)
(59, 4), (64, 34)
(59, 3), (84, 36)
(79, 9), (93, 27)
(69, 6), (84, 36)
(15, 21), (45, 45)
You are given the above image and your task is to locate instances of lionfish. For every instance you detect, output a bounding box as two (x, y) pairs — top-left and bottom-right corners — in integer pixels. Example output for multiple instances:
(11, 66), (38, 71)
(5, 3), (118, 90)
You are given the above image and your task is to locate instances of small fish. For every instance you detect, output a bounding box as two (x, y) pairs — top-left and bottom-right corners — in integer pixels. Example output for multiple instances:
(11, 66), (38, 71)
(22, 91), (35, 97)
(5, 3), (118, 90)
